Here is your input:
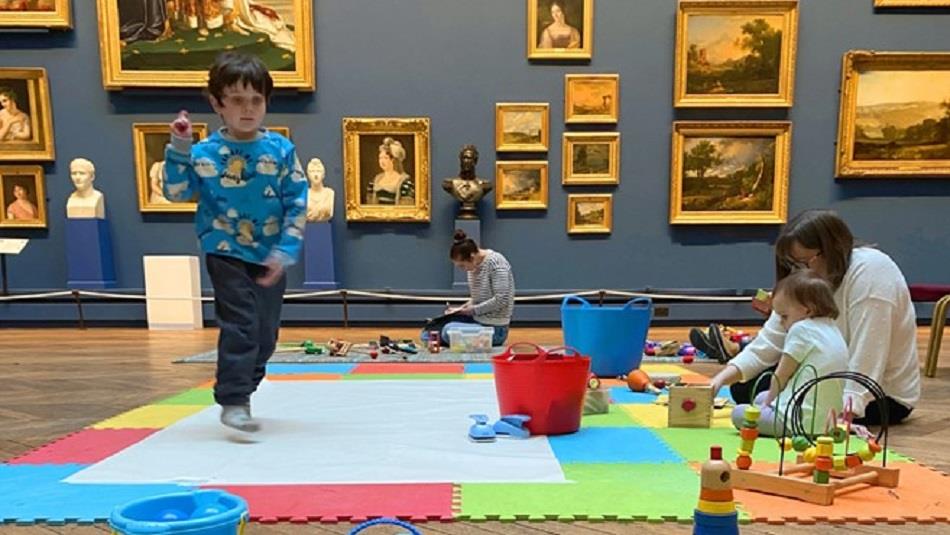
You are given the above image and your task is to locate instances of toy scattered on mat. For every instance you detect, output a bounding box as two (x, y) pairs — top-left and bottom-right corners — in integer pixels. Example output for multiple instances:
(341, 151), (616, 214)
(446, 325), (494, 353)
(730, 371), (899, 506)
(467, 414), (532, 442)
(645, 340), (698, 363)
(468, 414), (496, 443)
(380, 335), (418, 355)
(584, 373), (610, 415)
(275, 340), (327, 355)
(624, 369), (664, 395)
(109, 489), (248, 535)
(668, 384), (713, 428)
(327, 339), (352, 356)
(693, 445), (739, 535)
(427, 330), (441, 353)
(348, 517), (421, 535)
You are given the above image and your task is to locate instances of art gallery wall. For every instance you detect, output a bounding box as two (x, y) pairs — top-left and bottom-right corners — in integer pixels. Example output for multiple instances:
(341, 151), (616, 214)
(2, 0), (950, 300)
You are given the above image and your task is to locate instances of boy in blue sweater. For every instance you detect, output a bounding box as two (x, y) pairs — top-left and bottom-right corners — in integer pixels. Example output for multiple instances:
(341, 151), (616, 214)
(164, 52), (307, 432)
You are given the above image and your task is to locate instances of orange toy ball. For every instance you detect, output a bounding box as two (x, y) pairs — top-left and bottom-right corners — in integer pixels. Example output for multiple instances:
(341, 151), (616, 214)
(626, 369), (651, 392)
(735, 455), (752, 470)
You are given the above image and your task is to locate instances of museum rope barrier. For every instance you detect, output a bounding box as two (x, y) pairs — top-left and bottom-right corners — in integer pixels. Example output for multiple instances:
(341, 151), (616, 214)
(0, 288), (754, 329)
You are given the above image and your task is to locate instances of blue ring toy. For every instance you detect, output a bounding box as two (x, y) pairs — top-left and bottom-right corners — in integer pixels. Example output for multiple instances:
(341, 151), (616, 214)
(348, 517), (422, 534)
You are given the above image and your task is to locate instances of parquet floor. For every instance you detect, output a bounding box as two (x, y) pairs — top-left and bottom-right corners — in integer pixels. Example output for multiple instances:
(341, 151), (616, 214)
(1, 325), (947, 534)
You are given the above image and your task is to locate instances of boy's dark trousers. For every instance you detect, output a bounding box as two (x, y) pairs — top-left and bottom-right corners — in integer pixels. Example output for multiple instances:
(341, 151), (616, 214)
(206, 254), (287, 406)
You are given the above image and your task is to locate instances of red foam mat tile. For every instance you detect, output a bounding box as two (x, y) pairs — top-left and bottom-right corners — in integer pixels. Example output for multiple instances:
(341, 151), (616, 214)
(8, 428), (158, 464)
(350, 363), (465, 375)
(207, 483), (456, 522)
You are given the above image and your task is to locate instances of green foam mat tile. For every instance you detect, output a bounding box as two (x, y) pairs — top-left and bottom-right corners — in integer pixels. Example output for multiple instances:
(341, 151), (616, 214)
(155, 388), (214, 406)
(581, 406), (638, 427)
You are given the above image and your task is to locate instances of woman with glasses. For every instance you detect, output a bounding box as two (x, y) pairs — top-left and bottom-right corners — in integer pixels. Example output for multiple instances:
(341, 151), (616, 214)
(709, 209), (921, 425)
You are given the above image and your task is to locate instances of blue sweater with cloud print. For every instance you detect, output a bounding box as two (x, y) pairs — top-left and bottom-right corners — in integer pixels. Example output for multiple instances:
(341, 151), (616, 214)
(164, 128), (307, 267)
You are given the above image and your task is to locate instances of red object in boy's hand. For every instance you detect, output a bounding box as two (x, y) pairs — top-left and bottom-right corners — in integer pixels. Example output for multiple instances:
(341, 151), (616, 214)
(170, 109), (193, 138)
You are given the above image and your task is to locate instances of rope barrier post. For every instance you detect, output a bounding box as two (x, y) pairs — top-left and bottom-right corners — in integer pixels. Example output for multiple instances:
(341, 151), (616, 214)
(72, 290), (86, 330)
(341, 290), (349, 328)
(598, 290), (605, 307)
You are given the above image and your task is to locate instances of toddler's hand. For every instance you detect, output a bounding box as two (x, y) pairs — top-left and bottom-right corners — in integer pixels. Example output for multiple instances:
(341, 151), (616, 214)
(256, 259), (284, 287)
(170, 110), (193, 138)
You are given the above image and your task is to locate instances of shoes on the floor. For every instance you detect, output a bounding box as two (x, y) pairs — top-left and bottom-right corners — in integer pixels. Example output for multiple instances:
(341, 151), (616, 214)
(220, 404), (260, 433)
(688, 323), (732, 364)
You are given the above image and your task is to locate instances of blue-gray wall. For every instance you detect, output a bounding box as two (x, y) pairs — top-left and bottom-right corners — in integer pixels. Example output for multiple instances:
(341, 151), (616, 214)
(2, 0), (949, 298)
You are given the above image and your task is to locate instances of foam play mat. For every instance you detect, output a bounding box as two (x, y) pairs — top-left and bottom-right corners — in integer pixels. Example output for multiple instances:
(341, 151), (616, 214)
(2, 363), (947, 525)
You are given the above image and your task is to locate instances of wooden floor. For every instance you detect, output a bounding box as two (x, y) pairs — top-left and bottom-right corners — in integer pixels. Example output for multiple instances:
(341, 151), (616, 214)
(1, 325), (948, 535)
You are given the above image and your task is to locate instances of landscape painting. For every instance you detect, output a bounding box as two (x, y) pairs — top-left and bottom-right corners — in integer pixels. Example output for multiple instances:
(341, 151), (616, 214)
(670, 121), (790, 224)
(836, 51), (950, 177)
(567, 193), (611, 234)
(495, 161), (548, 210)
(675, 1), (798, 107)
(496, 103), (549, 152)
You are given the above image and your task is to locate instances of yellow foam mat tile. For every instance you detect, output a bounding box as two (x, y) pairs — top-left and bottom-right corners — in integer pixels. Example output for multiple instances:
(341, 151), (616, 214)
(464, 373), (494, 380)
(92, 404), (208, 429)
(620, 403), (734, 429)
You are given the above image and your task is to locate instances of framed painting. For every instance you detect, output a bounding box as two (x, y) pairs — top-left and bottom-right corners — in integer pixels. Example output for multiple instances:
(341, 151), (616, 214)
(0, 68), (55, 161)
(133, 122), (208, 213)
(96, 0), (314, 90)
(496, 103), (549, 152)
(836, 51), (950, 178)
(674, 0), (799, 107)
(0, 165), (46, 229)
(527, 0), (593, 60)
(562, 132), (620, 185)
(670, 121), (791, 224)
(0, 0), (71, 28)
(342, 117), (431, 223)
(567, 193), (611, 234)
(495, 161), (548, 210)
(875, 0), (950, 5)
(565, 74), (618, 123)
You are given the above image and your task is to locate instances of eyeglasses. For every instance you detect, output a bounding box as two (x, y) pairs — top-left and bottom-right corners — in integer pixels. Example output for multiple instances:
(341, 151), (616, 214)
(220, 94), (266, 109)
(783, 252), (821, 270)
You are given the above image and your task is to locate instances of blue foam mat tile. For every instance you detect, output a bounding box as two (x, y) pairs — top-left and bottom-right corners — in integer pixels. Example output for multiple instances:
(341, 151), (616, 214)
(548, 428), (684, 464)
(0, 464), (193, 523)
(608, 387), (659, 404)
(265, 363), (356, 375)
(464, 363), (494, 374)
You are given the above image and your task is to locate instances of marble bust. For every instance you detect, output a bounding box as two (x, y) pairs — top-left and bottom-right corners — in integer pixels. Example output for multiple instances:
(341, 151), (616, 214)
(66, 158), (105, 219)
(306, 157), (334, 222)
(441, 145), (492, 220)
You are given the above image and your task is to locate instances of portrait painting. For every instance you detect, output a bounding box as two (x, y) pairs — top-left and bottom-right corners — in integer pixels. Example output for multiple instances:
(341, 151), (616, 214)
(496, 103), (549, 152)
(342, 117), (430, 223)
(0, 0), (70, 28)
(0, 165), (46, 229)
(670, 121), (790, 224)
(567, 193), (611, 234)
(96, 0), (314, 89)
(495, 161), (548, 210)
(0, 68), (55, 161)
(674, 1), (799, 107)
(133, 122), (208, 213)
(562, 132), (620, 185)
(836, 51), (950, 177)
(527, 0), (593, 60)
(565, 74), (618, 123)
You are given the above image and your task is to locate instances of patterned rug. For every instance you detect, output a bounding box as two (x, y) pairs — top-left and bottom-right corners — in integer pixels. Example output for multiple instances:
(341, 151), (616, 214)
(3, 363), (944, 525)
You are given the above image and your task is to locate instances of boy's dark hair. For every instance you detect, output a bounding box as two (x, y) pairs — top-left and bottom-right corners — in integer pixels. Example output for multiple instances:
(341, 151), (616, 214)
(775, 209), (854, 289)
(450, 229), (478, 262)
(206, 52), (274, 104)
(774, 269), (838, 319)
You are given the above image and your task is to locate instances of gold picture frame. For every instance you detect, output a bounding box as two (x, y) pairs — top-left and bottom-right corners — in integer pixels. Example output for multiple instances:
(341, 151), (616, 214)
(496, 103), (549, 152)
(875, 0), (950, 5)
(565, 74), (618, 123)
(674, 0), (799, 108)
(527, 0), (594, 60)
(0, 68), (55, 161)
(0, 165), (46, 229)
(342, 117), (431, 223)
(670, 121), (791, 224)
(95, 0), (314, 90)
(133, 122), (208, 213)
(495, 161), (549, 210)
(0, 0), (71, 28)
(567, 193), (611, 234)
(562, 132), (620, 185)
(268, 126), (291, 140)
(836, 51), (950, 178)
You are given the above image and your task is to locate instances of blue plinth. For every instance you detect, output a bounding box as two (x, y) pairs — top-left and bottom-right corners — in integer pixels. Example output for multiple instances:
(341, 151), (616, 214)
(303, 222), (338, 290)
(66, 218), (116, 289)
(693, 509), (739, 535)
(452, 219), (480, 290)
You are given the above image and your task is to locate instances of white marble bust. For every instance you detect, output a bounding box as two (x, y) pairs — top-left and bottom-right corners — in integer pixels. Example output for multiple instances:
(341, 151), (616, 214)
(306, 158), (334, 222)
(66, 158), (105, 219)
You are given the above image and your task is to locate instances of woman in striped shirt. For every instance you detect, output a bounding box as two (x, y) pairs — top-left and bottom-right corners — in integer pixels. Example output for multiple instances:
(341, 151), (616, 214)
(440, 229), (515, 347)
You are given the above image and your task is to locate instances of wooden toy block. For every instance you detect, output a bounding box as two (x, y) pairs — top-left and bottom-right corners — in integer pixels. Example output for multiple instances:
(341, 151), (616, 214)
(668, 384), (713, 428)
(583, 388), (610, 415)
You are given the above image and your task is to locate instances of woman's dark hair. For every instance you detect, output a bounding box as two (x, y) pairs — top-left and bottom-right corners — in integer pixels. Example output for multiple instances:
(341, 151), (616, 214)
(0, 87), (18, 106)
(775, 209), (854, 289)
(774, 269), (839, 319)
(450, 229), (478, 262)
(206, 52), (274, 104)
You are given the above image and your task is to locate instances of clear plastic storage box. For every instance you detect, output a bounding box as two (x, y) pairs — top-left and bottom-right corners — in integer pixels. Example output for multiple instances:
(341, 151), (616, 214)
(446, 325), (494, 352)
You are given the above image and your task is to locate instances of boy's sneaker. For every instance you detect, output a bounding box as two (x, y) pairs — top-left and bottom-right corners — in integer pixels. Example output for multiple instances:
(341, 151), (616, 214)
(220, 405), (260, 433)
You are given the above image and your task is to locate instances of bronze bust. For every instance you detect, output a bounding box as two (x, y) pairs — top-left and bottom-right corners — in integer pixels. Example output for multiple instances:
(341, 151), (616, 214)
(442, 145), (493, 220)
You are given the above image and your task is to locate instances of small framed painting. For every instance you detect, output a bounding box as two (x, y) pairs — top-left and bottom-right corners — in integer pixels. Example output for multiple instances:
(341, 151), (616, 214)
(495, 161), (548, 210)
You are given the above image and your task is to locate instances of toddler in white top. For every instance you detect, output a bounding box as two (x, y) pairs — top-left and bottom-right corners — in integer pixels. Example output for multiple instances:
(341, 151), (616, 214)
(730, 270), (849, 436)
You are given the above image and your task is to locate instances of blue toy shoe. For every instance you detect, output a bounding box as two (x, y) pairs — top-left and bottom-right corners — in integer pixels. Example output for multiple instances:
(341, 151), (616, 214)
(493, 414), (531, 439)
(468, 414), (496, 442)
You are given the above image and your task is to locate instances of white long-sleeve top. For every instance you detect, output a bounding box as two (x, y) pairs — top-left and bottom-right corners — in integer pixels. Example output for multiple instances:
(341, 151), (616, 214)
(730, 247), (921, 418)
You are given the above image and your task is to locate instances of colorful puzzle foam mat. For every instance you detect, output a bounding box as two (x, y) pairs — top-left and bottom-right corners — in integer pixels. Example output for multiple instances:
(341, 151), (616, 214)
(2, 363), (946, 525)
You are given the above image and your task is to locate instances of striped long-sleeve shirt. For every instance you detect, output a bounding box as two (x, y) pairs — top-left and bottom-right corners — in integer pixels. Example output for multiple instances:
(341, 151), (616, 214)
(468, 250), (515, 326)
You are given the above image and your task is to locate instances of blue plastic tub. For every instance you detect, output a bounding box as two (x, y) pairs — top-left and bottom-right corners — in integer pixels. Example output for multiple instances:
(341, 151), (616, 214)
(561, 294), (653, 377)
(110, 490), (248, 535)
